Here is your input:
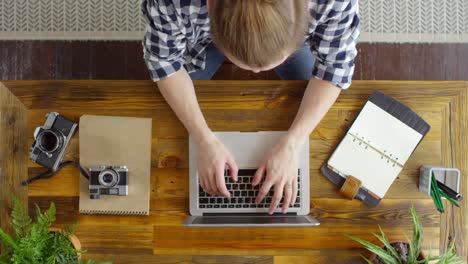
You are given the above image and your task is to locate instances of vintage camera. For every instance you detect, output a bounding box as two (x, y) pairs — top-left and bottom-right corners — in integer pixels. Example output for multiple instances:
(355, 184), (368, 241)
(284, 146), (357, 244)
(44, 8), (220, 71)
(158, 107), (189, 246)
(30, 112), (77, 171)
(88, 166), (129, 199)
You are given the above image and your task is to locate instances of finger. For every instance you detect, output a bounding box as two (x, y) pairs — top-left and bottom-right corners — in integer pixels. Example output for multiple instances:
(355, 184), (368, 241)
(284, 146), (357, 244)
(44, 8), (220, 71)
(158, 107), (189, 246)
(252, 164), (265, 186)
(199, 172), (212, 195)
(226, 156), (239, 183)
(269, 183), (284, 215)
(215, 166), (231, 198)
(255, 179), (273, 204)
(206, 172), (217, 196)
(282, 183), (292, 214)
(199, 175), (206, 190)
(290, 177), (298, 206)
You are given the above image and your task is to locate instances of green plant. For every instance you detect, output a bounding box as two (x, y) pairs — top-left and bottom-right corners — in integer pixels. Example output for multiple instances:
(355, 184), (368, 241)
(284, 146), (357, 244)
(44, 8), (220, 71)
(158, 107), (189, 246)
(0, 198), (110, 264)
(346, 206), (465, 264)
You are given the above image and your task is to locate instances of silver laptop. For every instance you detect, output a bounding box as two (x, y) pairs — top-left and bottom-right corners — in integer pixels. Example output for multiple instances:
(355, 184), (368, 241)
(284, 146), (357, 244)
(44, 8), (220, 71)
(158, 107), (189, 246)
(184, 131), (320, 227)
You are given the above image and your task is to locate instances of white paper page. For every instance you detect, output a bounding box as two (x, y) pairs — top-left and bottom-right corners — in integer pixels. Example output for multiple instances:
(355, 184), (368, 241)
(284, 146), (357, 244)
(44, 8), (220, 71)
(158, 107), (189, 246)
(348, 101), (423, 163)
(328, 134), (402, 197)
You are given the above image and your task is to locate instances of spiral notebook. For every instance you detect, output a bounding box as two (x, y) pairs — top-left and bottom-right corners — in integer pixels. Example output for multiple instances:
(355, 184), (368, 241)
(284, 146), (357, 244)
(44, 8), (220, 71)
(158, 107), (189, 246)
(79, 115), (152, 215)
(321, 91), (430, 206)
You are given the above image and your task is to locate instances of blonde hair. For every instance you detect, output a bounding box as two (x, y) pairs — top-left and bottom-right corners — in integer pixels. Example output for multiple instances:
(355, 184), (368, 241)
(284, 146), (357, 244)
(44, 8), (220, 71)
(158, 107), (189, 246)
(209, 0), (309, 68)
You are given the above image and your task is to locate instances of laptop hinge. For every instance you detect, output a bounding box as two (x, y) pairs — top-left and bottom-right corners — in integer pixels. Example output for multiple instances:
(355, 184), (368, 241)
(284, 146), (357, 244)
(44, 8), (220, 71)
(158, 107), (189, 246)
(203, 212), (298, 217)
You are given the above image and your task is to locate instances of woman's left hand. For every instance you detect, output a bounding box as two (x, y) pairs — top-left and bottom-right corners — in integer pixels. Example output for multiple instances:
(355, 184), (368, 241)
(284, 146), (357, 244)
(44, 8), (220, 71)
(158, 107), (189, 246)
(251, 135), (301, 215)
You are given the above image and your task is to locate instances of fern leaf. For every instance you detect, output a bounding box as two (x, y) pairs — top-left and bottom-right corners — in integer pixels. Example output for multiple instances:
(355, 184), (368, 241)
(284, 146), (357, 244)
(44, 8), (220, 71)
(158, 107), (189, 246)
(0, 255), (10, 264)
(11, 197), (32, 239)
(45, 232), (79, 264)
(45, 254), (56, 264)
(36, 203), (56, 231)
(55, 253), (78, 264)
(17, 222), (51, 263)
(4, 199), (90, 264)
(62, 222), (79, 238)
(0, 229), (18, 251)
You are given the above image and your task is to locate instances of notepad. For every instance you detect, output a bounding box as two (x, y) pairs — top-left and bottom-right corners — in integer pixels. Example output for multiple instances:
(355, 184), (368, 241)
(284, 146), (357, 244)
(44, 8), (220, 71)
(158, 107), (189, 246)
(321, 91), (430, 206)
(79, 115), (152, 215)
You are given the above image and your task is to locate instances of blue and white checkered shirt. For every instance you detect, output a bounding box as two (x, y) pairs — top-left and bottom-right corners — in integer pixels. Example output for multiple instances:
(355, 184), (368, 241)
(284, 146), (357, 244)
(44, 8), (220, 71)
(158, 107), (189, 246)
(143, 0), (360, 89)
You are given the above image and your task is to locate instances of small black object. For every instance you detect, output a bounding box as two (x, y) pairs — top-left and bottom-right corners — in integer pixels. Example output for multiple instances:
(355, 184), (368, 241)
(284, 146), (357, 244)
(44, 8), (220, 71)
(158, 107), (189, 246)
(436, 180), (463, 201)
(90, 194), (101, 200)
(22, 161), (89, 186)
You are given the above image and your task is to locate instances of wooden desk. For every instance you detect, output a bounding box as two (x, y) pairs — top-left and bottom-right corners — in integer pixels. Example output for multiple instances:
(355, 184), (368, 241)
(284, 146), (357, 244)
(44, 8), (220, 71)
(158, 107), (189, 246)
(1, 81), (466, 263)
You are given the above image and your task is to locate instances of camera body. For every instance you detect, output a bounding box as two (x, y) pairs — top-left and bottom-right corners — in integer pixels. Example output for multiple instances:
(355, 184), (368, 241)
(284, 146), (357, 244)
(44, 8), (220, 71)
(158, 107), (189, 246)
(88, 166), (129, 199)
(30, 112), (77, 171)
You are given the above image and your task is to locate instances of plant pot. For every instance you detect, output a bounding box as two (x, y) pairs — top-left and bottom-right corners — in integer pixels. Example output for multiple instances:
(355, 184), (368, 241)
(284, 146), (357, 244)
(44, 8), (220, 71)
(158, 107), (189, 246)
(49, 227), (82, 260)
(368, 240), (425, 264)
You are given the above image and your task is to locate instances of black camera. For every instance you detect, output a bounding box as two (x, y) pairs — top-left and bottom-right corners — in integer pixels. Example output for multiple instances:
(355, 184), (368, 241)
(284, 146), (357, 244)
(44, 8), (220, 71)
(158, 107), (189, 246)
(30, 112), (77, 171)
(88, 166), (129, 199)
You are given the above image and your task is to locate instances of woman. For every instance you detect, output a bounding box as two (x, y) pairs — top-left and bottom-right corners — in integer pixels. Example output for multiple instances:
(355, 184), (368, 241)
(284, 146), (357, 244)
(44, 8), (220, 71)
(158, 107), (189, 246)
(143, 0), (359, 214)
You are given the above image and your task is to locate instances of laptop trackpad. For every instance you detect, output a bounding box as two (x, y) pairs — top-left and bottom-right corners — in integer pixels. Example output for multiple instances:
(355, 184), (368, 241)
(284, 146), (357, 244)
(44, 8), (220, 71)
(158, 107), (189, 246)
(184, 215), (319, 227)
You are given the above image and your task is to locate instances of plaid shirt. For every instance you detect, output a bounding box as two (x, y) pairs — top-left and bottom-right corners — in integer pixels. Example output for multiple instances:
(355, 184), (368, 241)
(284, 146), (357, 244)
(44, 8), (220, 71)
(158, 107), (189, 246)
(143, 0), (360, 89)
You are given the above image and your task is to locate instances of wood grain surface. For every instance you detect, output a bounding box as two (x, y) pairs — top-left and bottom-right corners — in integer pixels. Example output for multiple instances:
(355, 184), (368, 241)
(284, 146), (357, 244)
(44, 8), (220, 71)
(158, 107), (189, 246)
(0, 42), (467, 81)
(0, 83), (28, 237)
(1, 80), (466, 263)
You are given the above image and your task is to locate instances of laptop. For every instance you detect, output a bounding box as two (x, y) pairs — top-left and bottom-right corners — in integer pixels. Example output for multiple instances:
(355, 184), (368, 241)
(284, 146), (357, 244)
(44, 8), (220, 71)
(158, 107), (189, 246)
(184, 131), (320, 227)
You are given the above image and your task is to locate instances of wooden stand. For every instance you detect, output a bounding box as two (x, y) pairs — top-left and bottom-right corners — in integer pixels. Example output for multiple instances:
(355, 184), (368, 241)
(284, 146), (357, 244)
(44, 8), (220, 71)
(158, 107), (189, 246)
(0, 83), (28, 236)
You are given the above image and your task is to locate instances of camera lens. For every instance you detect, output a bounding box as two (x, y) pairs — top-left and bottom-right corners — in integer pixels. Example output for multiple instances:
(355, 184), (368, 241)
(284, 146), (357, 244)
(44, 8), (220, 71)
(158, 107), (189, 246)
(38, 130), (61, 153)
(102, 173), (114, 184)
(98, 169), (119, 187)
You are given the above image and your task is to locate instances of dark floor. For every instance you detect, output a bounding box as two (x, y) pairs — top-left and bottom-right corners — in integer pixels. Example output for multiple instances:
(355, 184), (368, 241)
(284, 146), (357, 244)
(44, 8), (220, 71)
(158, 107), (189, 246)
(0, 41), (467, 81)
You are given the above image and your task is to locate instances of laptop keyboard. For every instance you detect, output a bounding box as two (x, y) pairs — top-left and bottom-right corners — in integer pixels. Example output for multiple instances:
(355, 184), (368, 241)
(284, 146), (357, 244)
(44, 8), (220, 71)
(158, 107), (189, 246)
(198, 169), (301, 209)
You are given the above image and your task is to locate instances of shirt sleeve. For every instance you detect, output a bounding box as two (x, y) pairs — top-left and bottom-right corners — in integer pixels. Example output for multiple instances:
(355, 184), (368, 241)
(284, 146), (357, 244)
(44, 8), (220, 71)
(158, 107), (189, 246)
(309, 0), (360, 89)
(142, 0), (186, 81)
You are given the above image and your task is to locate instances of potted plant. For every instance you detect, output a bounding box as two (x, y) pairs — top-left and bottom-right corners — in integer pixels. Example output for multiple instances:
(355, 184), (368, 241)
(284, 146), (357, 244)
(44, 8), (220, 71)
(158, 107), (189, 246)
(346, 206), (465, 264)
(0, 198), (110, 264)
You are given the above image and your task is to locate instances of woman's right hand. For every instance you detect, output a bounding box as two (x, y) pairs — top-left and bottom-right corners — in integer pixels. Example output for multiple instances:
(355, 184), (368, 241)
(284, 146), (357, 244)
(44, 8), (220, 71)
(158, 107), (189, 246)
(197, 136), (238, 197)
